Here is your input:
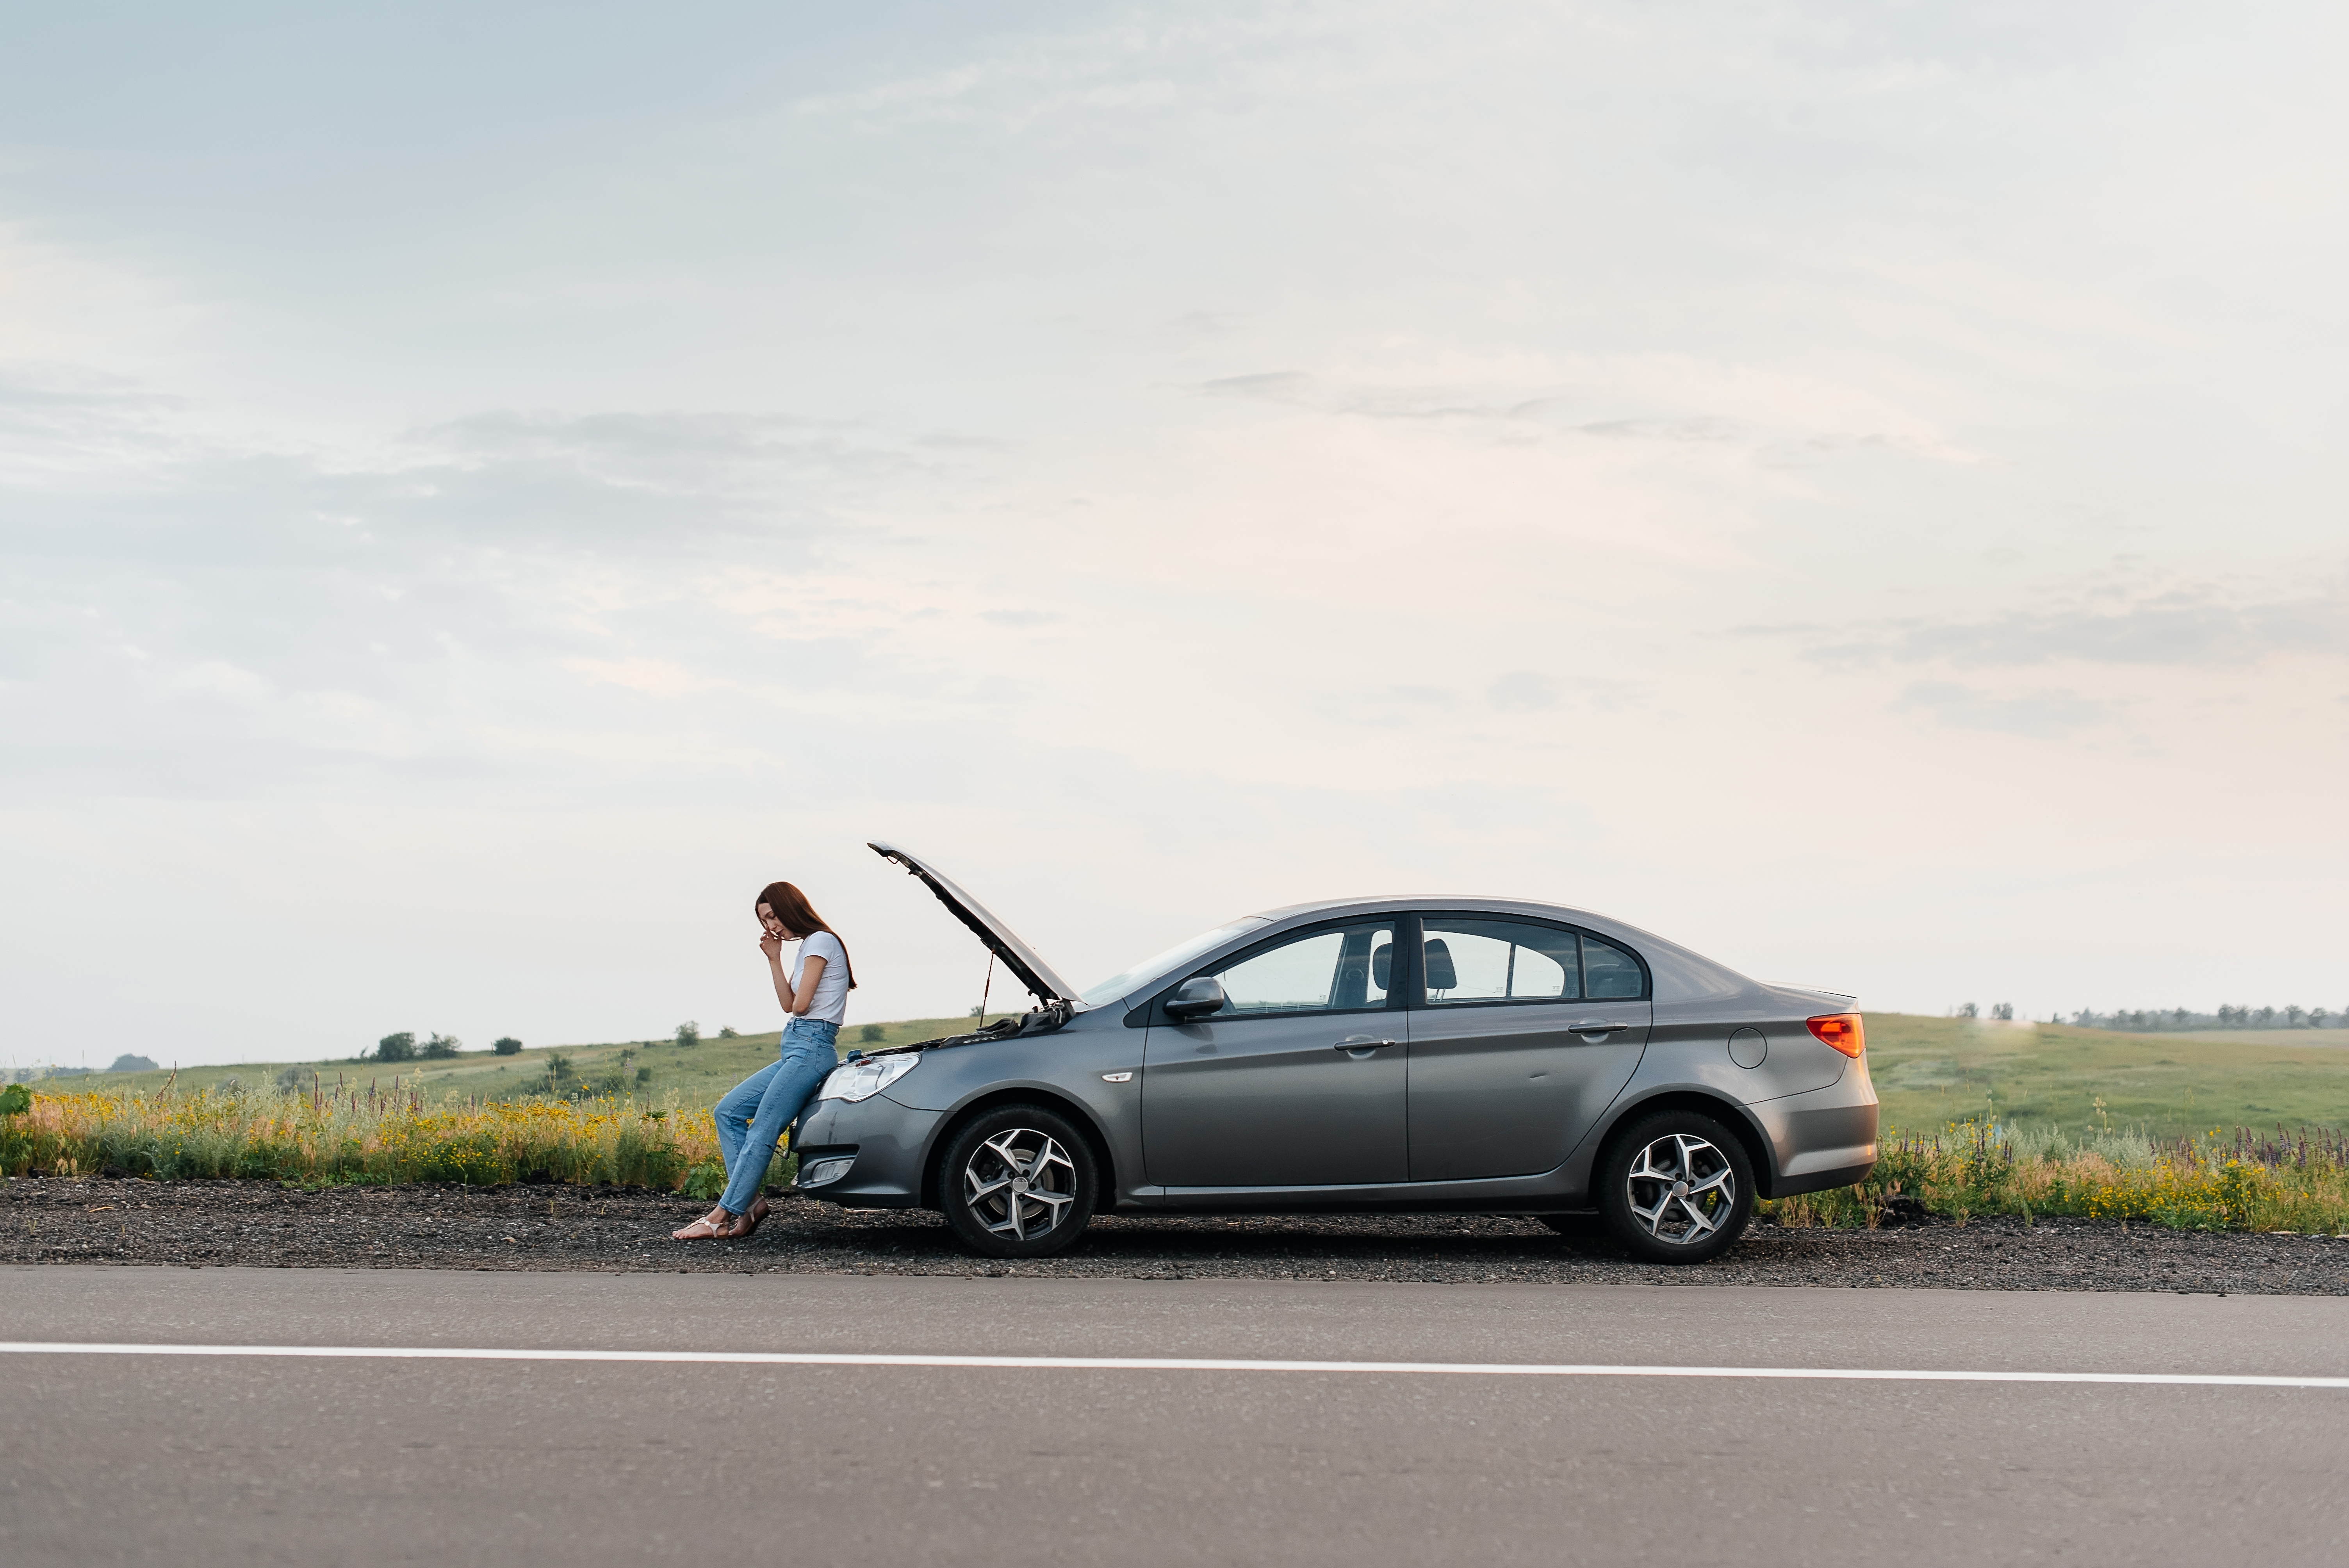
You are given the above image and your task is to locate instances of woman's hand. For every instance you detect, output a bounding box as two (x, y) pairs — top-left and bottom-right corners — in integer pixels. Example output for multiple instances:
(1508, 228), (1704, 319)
(759, 930), (785, 964)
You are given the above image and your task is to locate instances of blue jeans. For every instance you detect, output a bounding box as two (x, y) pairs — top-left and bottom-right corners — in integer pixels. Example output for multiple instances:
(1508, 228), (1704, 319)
(713, 1018), (841, 1215)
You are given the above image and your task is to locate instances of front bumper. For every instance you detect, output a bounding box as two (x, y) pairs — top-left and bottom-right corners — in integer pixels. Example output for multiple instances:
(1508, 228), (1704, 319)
(790, 1093), (942, 1208)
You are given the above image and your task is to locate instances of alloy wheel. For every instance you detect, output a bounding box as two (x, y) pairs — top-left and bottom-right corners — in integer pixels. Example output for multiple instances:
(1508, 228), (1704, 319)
(1622, 1132), (1737, 1245)
(961, 1127), (1077, 1242)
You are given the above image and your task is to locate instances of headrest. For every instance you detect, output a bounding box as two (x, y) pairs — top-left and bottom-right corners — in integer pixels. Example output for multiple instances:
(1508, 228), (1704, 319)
(1423, 938), (1458, 991)
(1371, 942), (1392, 990)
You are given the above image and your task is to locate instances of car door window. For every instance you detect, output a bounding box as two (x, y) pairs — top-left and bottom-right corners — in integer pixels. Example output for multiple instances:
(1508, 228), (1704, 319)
(1420, 918), (1579, 1004)
(1417, 918), (1649, 1005)
(1203, 921), (1395, 1017)
(1581, 932), (1645, 999)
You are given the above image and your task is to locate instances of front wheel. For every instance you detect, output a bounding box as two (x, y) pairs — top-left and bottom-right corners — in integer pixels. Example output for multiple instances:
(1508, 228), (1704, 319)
(937, 1105), (1098, 1259)
(1596, 1111), (1754, 1264)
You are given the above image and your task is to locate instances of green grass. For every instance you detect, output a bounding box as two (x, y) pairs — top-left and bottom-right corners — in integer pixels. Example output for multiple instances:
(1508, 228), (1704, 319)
(30, 1016), (1027, 1111)
(39, 1011), (2349, 1140)
(1767, 1120), (2349, 1234)
(18, 1010), (2349, 1230)
(1867, 1014), (2349, 1140)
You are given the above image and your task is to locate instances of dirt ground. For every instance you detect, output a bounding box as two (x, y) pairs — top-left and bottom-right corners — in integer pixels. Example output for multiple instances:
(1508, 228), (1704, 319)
(7, 1174), (2347, 1293)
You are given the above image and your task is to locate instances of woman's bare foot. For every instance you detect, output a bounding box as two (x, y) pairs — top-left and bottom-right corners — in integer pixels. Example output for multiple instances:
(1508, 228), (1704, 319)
(727, 1196), (772, 1238)
(671, 1206), (736, 1240)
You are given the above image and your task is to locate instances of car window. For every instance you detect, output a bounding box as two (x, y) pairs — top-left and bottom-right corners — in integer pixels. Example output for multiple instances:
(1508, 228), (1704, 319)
(1417, 918), (1649, 1005)
(1081, 916), (1270, 1006)
(1420, 918), (1581, 1004)
(1205, 920), (1396, 1017)
(1581, 932), (1645, 999)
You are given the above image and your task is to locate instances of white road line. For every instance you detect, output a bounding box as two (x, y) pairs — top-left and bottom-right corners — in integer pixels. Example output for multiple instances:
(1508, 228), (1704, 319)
(2, 1342), (2345, 1387)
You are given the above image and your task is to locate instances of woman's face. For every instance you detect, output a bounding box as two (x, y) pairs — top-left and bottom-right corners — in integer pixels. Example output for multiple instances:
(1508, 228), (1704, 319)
(757, 903), (795, 940)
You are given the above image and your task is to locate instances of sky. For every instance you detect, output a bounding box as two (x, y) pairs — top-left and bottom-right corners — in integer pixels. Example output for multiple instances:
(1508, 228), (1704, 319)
(4, 2), (2346, 1069)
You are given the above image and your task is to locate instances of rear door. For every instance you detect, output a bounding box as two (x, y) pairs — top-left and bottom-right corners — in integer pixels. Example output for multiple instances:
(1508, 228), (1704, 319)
(1404, 915), (1650, 1181)
(1142, 916), (1407, 1187)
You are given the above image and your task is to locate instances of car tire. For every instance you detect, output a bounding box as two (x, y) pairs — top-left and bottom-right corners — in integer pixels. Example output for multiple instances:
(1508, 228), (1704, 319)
(937, 1104), (1098, 1259)
(1596, 1110), (1755, 1265)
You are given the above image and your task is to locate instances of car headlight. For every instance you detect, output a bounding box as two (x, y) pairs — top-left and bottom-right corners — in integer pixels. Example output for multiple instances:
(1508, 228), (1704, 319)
(816, 1053), (920, 1103)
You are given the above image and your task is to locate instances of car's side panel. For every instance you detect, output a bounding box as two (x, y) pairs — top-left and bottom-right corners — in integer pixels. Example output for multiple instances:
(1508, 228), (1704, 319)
(1141, 1014), (1408, 1185)
(1637, 1016), (1839, 1109)
(1404, 998), (1649, 1180)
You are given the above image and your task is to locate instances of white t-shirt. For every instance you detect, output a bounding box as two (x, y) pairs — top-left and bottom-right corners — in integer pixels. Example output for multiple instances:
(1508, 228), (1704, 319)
(791, 931), (852, 1025)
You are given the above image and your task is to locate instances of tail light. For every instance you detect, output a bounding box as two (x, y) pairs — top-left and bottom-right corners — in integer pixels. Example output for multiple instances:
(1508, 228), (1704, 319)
(1806, 1013), (1865, 1057)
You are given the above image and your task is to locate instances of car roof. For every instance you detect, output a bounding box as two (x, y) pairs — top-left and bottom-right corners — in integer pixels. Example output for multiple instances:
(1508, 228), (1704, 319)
(1247, 894), (1621, 928)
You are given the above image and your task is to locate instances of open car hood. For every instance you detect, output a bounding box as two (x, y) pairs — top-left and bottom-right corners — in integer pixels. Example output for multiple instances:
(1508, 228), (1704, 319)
(868, 842), (1087, 1011)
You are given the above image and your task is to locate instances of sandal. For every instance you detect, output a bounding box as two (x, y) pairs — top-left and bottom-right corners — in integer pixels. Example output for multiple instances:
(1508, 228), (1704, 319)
(671, 1207), (737, 1241)
(728, 1196), (772, 1238)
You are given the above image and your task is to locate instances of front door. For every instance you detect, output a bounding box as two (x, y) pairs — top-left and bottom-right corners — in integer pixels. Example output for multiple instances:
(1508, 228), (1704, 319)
(1142, 917), (1407, 1187)
(1405, 915), (1651, 1181)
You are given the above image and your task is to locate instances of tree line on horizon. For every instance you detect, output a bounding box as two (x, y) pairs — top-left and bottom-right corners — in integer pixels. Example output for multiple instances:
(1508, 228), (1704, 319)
(363, 1021), (743, 1063)
(1947, 1001), (2340, 1031)
(2054, 1004), (2344, 1032)
(367, 1031), (522, 1063)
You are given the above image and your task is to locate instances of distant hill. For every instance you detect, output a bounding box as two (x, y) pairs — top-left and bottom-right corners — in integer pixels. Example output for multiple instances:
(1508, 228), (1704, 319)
(107, 1054), (160, 1073)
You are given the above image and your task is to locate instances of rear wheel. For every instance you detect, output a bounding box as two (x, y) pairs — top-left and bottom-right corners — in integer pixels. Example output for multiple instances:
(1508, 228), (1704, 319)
(937, 1105), (1098, 1259)
(1596, 1110), (1754, 1264)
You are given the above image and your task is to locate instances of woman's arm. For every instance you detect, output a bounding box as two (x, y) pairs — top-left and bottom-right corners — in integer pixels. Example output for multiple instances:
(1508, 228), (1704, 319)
(786, 955), (827, 1016)
(765, 936), (827, 1017)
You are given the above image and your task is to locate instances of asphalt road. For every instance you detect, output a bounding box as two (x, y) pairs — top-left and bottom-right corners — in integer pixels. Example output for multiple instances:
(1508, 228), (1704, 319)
(5, 1267), (2346, 1566)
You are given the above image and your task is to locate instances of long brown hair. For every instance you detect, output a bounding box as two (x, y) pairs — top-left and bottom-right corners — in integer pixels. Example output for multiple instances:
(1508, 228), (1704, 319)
(755, 881), (855, 989)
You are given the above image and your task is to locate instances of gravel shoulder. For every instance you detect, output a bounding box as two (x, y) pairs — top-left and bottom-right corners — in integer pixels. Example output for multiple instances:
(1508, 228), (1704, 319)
(8, 1176), (2348, 1292)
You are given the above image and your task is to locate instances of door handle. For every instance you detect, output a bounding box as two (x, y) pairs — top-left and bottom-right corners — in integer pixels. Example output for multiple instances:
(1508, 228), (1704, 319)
(1567, 1020), (1633, 1035)
(1333, 1037), (1399, 1051)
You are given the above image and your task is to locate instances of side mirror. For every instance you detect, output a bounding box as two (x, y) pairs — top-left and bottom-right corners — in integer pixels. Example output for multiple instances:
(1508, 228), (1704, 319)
(1163, 976), (1227, 1021)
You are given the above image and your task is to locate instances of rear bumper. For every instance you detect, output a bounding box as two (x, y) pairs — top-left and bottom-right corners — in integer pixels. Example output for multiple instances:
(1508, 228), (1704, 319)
(790, 1094), (940, 1209)
(1767, 1159), (1878, 1197)
(1750, 1074), (1879, 1198)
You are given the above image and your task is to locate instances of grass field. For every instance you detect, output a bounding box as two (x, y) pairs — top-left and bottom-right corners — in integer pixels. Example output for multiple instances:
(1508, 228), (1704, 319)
(27, 1016), (1027, 1110)
(1868, 1014), (2349, 1140)
(28, 1012), (2349, 1141)
(12, 1012), (2347, 1229)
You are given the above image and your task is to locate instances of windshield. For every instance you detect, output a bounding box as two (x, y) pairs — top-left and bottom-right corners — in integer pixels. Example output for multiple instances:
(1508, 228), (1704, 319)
(1078, 918), (1270, 1007)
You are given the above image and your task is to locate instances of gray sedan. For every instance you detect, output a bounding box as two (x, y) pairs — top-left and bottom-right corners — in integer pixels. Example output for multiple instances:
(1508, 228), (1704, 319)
(792, 843), (1878, 1264)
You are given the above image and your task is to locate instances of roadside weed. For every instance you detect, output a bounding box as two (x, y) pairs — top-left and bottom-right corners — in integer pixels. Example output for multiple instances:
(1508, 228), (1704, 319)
(1764, 1120), (2349, 1233)
(0, 1085), (725, 1191)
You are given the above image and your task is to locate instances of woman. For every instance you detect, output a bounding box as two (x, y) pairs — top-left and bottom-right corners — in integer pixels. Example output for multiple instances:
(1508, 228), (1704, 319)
(672, 881), (856, 1240)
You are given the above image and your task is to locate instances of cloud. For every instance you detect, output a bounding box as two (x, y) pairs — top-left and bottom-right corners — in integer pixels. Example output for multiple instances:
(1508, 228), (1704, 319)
(1892, 681), (2119, 739)
(1575, 417), (1741, 444)
(0, 383), (1001, 805)
(1776, 576), (2349, 674)
(1894, 588), (2349, 669)
(1195, 372), (1315, 403)
(1488, 671), (1560, 711)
